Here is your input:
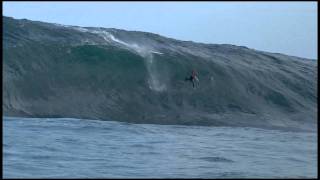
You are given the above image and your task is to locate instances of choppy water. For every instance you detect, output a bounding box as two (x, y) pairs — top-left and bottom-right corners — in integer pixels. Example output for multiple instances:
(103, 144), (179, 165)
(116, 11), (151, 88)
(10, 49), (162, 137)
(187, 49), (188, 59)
(3, 116), (317, 178)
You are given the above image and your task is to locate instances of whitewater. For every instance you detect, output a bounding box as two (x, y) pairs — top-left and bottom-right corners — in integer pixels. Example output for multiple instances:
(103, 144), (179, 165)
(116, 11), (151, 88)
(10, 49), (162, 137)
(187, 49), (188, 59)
(3, 116), (317, 178)
(86, 28), (167, 92)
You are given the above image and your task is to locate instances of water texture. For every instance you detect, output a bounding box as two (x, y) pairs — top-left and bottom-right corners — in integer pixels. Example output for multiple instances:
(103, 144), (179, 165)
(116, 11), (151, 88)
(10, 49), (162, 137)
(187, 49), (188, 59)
(3, 117), (317, 178)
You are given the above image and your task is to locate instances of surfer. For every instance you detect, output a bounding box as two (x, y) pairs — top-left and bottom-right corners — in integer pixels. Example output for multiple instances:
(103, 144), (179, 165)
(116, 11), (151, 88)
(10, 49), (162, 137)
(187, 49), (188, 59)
(185, 69), (199, 88)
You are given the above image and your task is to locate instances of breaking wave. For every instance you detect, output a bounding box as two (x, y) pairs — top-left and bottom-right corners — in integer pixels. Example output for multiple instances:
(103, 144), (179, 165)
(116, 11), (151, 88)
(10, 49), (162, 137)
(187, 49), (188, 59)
(3, 16), (317, 131)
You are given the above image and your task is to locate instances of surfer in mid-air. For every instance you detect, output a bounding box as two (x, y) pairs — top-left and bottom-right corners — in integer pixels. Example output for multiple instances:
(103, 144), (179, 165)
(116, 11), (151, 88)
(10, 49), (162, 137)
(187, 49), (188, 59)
(185, 69), (199, 88)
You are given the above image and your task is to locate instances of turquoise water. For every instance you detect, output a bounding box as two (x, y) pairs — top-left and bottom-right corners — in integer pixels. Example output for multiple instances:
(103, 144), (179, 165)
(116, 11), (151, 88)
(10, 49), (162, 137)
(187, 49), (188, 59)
(3, 117), (317, 178)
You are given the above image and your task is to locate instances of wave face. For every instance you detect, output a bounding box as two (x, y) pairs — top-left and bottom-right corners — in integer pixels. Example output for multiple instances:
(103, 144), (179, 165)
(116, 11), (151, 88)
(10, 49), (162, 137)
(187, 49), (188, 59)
(3, 16), (317, 131)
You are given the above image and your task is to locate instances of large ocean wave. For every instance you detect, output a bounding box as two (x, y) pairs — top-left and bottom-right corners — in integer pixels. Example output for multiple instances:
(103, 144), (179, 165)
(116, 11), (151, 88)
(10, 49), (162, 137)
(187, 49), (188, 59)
(3, 16), (317, 131)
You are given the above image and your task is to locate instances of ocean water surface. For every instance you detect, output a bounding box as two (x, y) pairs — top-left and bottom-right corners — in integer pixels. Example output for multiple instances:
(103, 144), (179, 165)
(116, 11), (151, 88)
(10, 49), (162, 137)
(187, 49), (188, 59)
(3, 117), (317, 178)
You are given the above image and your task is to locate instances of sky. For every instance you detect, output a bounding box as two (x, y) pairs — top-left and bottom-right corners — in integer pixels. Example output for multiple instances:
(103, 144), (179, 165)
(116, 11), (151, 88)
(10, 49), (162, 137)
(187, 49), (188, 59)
(3, 1), (318, 59)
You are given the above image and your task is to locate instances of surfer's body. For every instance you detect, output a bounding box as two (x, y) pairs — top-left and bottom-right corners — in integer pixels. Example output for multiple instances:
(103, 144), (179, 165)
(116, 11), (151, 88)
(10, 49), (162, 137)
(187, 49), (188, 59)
(185, 70), (199, 88)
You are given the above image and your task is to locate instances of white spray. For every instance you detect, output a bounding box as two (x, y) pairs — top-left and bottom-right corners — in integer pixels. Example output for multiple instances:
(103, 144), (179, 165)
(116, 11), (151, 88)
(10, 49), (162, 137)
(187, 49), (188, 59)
(74, 27), (167, 92)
